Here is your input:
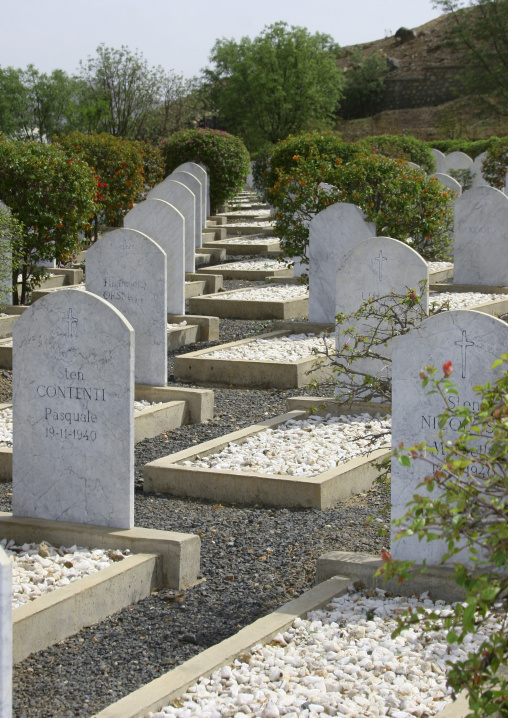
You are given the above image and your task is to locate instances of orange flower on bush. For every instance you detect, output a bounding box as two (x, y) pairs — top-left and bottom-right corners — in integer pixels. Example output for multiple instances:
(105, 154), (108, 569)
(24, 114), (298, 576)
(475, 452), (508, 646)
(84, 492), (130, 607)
(443, 360), (453, 377)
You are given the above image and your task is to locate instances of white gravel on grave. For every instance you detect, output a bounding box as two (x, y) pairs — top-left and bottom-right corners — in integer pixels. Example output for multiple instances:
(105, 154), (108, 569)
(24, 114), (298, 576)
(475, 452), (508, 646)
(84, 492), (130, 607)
(168, 320), (187, 330)
(213, 286), (308, 302)
(224, 209), (272, 218)
(2, 538), (131, 609)
(0, 313), (8, 317)
(202, 332), (334, 362)
(0, 402), (163, 446)
(227, 221), (275, 228)
(430, 291), (506, 310)
(427, 261), (453, 272)
(182, 413), (390, 477)
(221, 237), (279, 245)
(148, 586), (502, 718)
(216, 259), (289, 272)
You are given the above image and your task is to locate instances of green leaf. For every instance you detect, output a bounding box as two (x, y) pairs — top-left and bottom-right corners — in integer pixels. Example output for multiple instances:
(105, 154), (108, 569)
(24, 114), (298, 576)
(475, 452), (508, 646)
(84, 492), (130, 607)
(398, 455), (411, 467)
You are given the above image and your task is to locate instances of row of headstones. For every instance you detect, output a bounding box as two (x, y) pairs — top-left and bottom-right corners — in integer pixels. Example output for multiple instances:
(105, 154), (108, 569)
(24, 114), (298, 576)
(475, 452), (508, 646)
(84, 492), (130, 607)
(431, 148), (500, 190)
(308, 182), (508, 324)
(7, 164), (212, 533)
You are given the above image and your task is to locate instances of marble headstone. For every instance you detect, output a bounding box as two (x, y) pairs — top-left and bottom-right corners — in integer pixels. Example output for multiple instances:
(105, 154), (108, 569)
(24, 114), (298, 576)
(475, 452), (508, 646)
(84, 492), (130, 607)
(0, 547), (11, 718)
(454, 185), (508, 287)
(147, 179), (196, 272)
(308, 202), (376, 322)
(0, 201), (13, 306)
(170, 171), (202, 246)
(391, 310), (508, 564)
(336, 237), (429, 317)
(335, 237), (429, 400)
(443, 151), (474, 175)
(175, 162), (207, 227)
(431, 173), (462, 196)
(124, 199), (185, 314)
(471, 151), (488, 188)
(431, 148), (446, 174)
(198, 162), (211, 217)
(86, 228), (167, 387)
(12, 289), (134, 529)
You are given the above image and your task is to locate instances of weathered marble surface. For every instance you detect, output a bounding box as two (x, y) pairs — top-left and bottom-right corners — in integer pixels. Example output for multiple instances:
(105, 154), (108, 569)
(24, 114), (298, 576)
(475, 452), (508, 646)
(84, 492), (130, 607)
(335, 237), (429, 398)
(432, 173), (462, 196)
(147, 179), (196, 272)
(86, 228), (167, 387)
(169, 171), (202, 247)
(0, 547), (11, 718)
(391, 310), (508, 564)
(442, 150), (473, 174)
(471, 151), (488, 188)
(175, 162), (207, 226)
(12, 289), (135, 529)
(198, 162), (211, 217)
(124, 199), (185, 314)
(454, 185), (508, 286)
(308, 202), (376, 322)
(431, 148), (445, 174)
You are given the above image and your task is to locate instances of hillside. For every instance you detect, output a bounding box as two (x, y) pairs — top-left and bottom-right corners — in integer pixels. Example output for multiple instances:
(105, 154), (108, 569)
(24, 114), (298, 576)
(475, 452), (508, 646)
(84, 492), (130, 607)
(335, 12), (508, 141)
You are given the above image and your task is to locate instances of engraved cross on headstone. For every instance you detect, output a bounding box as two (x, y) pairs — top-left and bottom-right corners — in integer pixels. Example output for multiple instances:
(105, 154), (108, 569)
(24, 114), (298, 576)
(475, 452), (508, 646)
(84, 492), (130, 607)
(454, 330), (474, 378)
(374, 250), (388, 281)
(64, 308), (78, 338)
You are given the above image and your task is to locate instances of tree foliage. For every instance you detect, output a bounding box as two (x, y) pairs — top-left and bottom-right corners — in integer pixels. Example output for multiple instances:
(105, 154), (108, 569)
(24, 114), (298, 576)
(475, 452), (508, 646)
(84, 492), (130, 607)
(204, 23), (344, 151)
(0, 138), (97, 304)
(270, 147), (454, 263)
(55, 131), (145, 239)
(162, 128), (250, 213)
(435, 0), (508, 114)
(339, 50), (387, 119)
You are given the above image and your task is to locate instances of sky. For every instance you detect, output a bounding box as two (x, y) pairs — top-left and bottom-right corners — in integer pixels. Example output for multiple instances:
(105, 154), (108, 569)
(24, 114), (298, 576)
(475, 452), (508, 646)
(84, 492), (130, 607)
(0, 0), (442, 79)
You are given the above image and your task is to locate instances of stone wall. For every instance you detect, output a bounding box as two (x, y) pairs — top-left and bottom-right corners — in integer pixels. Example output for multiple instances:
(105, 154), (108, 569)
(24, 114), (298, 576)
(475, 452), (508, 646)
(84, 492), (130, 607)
(381, 66), (464, 111)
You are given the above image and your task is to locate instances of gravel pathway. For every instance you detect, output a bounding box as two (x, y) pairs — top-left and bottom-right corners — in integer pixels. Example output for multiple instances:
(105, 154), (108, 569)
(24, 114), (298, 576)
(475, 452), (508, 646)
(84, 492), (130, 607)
(0, 308), (391, 718)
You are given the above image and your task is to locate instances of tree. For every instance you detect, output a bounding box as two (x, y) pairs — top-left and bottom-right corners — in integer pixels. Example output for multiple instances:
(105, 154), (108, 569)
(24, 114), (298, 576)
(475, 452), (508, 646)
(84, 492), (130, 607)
(77, 45), (200, 141)
(0, 65), (78, 140)
(435, 0), (508, 114)
(204, 22), (344, 152)
(0, 138), (97, 304)
(339, 50), (387, 119)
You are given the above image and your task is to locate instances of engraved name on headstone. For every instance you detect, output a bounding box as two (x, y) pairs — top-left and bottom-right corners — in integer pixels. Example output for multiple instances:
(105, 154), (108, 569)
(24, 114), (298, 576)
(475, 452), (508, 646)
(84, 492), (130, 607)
(12, 289), (134, 529)
(391, 310), (508, 563)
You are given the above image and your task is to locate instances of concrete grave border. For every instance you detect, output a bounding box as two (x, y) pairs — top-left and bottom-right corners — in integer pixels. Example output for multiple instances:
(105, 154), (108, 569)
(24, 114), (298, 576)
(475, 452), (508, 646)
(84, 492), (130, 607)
(0, 512), (200, 662)
(173, 329), (334, 389)
(203, 237), (281, 256)
(188, 285), (308, 320)
(144, 409), (390, 509)
(91, 573), (469, 718)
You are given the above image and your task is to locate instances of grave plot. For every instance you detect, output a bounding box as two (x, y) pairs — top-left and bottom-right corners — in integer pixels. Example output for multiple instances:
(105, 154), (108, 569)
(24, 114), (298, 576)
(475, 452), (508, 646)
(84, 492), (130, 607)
(0, 289), (201, 664)
(198, 258), (292, 281)
(173, 329), (336, 388)
(189, 284), (308, 320)
(203, 235), (281, 256)
(226, 220), (275, 236)
(144, 410), (390, 508)
(430, 289), (508, 316)
(93, 576), (482, 718)
(428, 260), (454, 283)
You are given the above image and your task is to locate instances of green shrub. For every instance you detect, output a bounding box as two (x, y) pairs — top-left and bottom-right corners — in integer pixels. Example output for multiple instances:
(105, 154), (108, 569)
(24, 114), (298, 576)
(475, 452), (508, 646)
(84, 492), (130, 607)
(0, 137), (97, 303)
(162, 128), (250, 213)
(131, 139), (165, 193)
(0, 203), (23, 308)
(481, 138), (508, 189)
(271, 150), (453, 264)
(360, 134), (436, 174)
(261, 131), (360, 200)
(55, 131), (145, 239)
(429, 136), (506, 159)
